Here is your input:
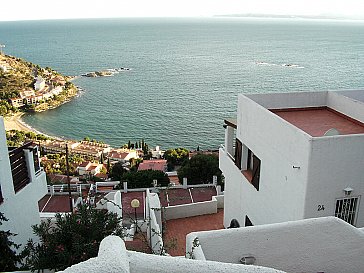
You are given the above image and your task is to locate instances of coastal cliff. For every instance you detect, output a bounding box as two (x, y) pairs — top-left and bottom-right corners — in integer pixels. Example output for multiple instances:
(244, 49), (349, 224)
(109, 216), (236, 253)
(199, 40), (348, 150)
(0, 54), (77, 115)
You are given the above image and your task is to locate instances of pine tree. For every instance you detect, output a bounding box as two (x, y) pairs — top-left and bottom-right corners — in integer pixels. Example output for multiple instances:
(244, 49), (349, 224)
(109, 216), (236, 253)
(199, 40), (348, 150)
(0, 212), (21, 271)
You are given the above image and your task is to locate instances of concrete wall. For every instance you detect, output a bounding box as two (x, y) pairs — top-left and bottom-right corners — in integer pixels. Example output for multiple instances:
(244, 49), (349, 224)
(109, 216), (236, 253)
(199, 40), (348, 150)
(164, 198), (218, 220)
(246, 91), (327, 109)
(305, 134), (364, 227)
(328, 91), (364, 122)
(186, 217), (364, 273)
(221, 94), (311, 227)
(59, 236), (284, 273)
(0, 117), (48, 248)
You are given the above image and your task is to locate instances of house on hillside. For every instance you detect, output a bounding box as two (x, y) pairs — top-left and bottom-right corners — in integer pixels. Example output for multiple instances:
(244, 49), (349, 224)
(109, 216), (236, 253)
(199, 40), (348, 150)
(220, 90), (364, 228)
(77, 161), (104, 176)
(150, 146), (165, 159)
(34, 76), (46, 91)
(108, 149), (138, 163)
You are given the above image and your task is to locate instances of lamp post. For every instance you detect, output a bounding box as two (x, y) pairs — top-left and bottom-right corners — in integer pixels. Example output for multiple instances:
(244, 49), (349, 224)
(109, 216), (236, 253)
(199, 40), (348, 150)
(65, 143), (73, 212)
(130, 198), (140, 233)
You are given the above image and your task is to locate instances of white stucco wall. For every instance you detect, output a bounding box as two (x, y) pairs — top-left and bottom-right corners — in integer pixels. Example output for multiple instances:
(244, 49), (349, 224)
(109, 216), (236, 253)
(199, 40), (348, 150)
(146, 190), (164, 254)
(304, 134), (364, 227)
(328, 91), (364, 122)
(59, 235), (285, 273)
(221, 94), (312, 227)
(164, 198), (218, 220)
(245, 91), (327, 109)
(187, 217), (364, 273)
(0, 117), (48, 248)
(222, 91), (364, 228)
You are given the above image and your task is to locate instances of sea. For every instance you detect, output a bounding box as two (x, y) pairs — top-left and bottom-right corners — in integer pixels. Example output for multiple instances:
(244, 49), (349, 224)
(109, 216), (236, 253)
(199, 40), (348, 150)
(1, 17), (364, 149)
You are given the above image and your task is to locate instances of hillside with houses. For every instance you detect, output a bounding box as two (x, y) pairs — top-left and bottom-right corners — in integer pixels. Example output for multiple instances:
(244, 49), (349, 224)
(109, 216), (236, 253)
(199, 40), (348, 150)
(0, 54), (77, 115)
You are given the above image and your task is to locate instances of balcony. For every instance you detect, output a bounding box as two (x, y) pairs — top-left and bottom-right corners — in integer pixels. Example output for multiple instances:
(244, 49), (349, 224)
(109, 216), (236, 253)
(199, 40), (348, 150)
(8, 142), (41, 193)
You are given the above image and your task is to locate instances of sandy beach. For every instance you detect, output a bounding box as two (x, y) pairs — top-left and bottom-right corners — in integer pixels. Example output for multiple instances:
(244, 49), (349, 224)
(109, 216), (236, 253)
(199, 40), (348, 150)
(3, 113), (36, 132)
(3, 113), (64, 140)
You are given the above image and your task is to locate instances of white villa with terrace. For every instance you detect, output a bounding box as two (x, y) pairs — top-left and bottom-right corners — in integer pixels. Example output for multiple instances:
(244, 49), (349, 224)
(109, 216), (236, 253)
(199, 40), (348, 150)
(220, 90), (364, 228)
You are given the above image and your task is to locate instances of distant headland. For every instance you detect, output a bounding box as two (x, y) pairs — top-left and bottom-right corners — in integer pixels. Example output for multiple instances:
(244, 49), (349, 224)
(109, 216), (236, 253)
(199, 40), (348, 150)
(215, 13), (364, 21)
(0, 54), (77, 114)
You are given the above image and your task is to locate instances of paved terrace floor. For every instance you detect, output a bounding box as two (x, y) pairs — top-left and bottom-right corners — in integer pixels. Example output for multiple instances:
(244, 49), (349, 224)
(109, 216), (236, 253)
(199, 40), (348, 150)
(164, 209), (224, 256)
(39, 195), (74, 213)
(271, 107), (364, 137)
(159, 187), (217, 207)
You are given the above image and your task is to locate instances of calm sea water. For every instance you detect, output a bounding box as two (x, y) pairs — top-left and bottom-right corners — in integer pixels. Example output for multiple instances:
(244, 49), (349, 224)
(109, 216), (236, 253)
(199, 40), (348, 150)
(1, 18), (364, 149)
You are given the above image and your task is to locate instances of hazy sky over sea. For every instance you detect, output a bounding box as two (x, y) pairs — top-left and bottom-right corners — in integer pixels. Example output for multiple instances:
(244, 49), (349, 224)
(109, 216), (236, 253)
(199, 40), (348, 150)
(1, 0), (364, 21)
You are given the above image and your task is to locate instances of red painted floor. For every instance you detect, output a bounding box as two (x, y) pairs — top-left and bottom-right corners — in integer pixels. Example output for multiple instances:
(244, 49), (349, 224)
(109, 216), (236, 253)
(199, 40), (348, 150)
(163, 209), (224, 256)
(190, 187), (217, 203)
(272, 107), (364, 136)
(38, 195), (73, 212)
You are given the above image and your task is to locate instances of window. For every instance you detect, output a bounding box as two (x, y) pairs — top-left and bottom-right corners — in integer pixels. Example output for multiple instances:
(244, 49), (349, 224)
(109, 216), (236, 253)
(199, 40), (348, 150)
(243, 148), (261, 191)
(335, 197), (360, 226)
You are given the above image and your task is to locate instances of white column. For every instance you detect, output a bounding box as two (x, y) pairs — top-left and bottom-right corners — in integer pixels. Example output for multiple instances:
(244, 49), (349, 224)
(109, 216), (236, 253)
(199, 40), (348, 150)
(183, 177), (188, 189)
(225, 126), (234, 156)
(24, 149), (36, 183)
(0, 118), (15, 199)
(213, 175), (217, 186)
(123, 181), (128, 193)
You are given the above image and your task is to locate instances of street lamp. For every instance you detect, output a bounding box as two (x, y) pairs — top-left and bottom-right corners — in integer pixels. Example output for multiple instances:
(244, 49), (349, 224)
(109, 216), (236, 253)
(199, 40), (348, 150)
(130, 198), (140, 233)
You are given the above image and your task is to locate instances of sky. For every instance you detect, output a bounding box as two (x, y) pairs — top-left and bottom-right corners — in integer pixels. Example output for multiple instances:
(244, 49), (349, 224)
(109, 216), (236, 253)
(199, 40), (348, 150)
(1, 0), (364, 21)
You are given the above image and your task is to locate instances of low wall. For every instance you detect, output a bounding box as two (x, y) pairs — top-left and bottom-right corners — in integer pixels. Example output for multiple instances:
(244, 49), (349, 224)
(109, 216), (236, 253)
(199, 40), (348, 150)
(59, 236), (285, 273)
(186, 217), (364, 273)
(164, 195), (222, 220)
(96, 191), (122, 218)
(146, 190), (164, 254)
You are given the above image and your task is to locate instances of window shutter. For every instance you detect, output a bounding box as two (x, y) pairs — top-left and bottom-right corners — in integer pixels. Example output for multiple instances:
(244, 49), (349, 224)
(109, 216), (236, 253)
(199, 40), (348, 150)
(251, 154), (261, 190)
(235, 139), (242, 169)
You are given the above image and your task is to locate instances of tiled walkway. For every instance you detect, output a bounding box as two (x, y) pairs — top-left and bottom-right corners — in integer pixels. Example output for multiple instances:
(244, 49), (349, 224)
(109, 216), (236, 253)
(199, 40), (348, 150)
(163, 209), (224, 256)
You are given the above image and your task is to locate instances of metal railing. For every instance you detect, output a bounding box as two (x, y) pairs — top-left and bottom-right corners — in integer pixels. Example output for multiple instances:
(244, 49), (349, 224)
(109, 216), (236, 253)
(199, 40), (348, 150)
(220, 144), (235, 162)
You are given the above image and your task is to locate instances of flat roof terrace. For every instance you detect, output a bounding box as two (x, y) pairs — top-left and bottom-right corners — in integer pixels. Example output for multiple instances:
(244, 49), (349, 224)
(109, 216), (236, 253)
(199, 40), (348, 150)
(270, 107), (364, 137)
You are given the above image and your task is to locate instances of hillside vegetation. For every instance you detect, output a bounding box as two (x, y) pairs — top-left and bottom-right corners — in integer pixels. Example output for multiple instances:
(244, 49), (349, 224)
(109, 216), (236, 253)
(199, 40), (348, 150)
(0, 54), (76, 115)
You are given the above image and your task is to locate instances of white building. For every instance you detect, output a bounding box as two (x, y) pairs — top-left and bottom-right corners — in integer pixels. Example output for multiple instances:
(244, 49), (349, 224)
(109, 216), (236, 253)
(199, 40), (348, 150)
(220, 90), (364, 228)
(151, 146), (165, 159)
(108, 149), (138, 163)
(0, 117), (48, 248)
(34, 76), (46, 91)
(77, 161), (104, 176)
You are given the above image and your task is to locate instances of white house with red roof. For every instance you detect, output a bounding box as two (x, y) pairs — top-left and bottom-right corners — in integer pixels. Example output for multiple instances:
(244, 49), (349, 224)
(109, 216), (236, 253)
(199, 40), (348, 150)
(220, 90), (364, 228)
(77, 161), (104, 176)
(108, 149), (138, 163)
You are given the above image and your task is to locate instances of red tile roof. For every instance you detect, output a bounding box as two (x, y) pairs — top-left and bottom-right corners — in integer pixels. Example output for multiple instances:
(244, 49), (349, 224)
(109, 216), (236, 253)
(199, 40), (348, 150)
(138, 160), (167, 172)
